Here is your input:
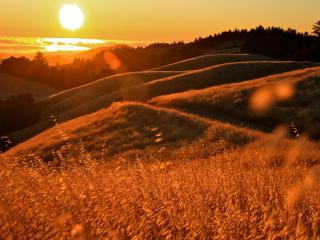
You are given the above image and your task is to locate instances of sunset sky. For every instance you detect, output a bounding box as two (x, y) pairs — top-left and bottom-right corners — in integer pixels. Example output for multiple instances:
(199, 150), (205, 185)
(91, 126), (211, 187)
(0, 0), (319, 57)
(1, 0), (320, 41)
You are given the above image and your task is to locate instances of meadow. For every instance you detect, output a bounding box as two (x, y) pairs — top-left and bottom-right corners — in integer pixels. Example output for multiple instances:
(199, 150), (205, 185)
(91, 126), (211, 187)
(1, 127), (320, 239)
(1, 52), (320, 239)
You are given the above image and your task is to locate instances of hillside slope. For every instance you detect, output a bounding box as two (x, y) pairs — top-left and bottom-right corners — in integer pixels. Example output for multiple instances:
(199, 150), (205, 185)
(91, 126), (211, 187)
(7, 102), (259, 163)
(43, 61), (313, 118)
(145, 61), (314, 98)
(10, 60), (313, 145)
(0, 74), (58, 100)
(151, 54), (271, 71)
(150, 66), (320, 137)
(7, 102), (209, 161)
(44, 70), (183, 115)
(59, 61), (315, 119)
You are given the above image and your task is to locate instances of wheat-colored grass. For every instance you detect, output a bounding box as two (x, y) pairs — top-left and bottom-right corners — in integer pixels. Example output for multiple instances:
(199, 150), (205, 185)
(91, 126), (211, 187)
(2, 57), (320, 239)
(1, 123), (320, 239)
(3, 99), (320, 239)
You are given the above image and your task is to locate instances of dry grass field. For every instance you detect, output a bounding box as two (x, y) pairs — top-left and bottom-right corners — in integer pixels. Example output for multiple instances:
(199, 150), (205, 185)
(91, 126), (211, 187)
(2, 125), (320, 239)
(2, 54), (320, 239)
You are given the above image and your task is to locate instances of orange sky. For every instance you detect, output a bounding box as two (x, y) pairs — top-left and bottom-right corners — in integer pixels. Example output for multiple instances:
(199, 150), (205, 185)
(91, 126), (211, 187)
(1, 0), (320, 42)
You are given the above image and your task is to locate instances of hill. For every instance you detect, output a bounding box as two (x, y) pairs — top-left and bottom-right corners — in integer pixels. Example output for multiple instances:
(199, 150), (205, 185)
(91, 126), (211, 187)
(6, 102), (259, 164)
(150, 66), (320, 137)
(43, 61), (314, 117)
(2, 24), (320, 238)
(151, 54), (271, 71)
(145, 61), (315, 98)
(8, 59), (314, 146)
(3, 56), (320, 239)
(3, 100), (320, 239)
(44, 70), (183, 115)
(0, 73), (58, 100)
(7, 102), (209, 161)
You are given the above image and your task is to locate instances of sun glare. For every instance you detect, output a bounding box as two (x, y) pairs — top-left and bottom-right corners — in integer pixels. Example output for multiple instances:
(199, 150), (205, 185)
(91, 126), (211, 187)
(59, 4), (84, 31)
(38, 38), (106, 52)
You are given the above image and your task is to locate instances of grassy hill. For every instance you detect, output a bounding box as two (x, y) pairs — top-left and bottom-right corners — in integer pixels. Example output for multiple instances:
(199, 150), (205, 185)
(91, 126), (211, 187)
(150, 66), (320, 137)
(0, 73), (58, 100)
(145, 61), (314, 98)
(44, 70), (183, 115)
(151, 54), (271, 71)
(3, 102), (320, 239)
(7, 102), (260, 164)
(43, 61), (313, 118)
(8, 59), (316, 146)
(2, 53), (320, 239)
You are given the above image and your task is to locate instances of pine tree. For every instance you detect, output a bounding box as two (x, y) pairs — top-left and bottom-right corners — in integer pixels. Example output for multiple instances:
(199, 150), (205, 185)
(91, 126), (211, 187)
(312, 20), (320, 37)
(33, 51), (48, 66)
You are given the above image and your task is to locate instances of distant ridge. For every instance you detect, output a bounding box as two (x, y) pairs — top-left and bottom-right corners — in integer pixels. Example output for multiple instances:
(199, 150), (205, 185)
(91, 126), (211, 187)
(150, 54), (271, 71)
(0, 73), (58, 100)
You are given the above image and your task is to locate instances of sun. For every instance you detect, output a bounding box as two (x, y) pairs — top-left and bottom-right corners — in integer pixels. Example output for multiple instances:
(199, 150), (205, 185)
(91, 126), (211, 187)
(59, 4), (84, 31)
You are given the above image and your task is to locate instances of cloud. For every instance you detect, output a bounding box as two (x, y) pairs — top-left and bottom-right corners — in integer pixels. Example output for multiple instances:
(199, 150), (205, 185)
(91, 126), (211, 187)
(0, 39), (19, 44)
(0, 37), (142, 59)
(0, 37), (40, 54)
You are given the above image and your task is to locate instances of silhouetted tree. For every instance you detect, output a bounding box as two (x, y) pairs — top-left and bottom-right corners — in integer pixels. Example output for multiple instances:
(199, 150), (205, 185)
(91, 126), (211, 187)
(313, 20), (320, 37)
(0, 56), (33, 78)
(33, 51), (48, 66)
(241, 26), (319, 60)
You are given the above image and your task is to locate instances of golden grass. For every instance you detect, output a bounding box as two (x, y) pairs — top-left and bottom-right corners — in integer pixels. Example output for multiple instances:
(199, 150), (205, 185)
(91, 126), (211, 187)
(1, 125), (320, 238)
(3, 82), (320, 238)
(151, 54), (271, 71)
(3, 56), (320, 239)
(0, 73), (58, 100)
